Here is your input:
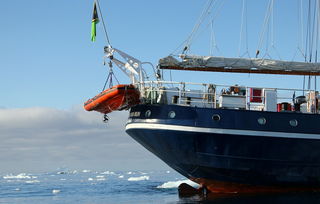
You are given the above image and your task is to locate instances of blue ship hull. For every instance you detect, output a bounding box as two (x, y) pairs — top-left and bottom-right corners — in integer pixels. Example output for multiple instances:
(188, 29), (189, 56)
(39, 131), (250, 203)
(125, 104), (320, 193)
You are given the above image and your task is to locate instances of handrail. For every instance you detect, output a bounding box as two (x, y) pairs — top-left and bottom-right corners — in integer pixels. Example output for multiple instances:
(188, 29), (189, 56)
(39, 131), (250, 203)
(135, 80), (319, 114)
(139, 80), (313, 93)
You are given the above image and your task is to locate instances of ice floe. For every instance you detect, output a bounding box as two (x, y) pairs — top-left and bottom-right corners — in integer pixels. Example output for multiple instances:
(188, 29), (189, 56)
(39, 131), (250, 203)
(25, 180), (40, 184)
(127, 176), (150, 181)
(3, 173), (31, 179)
(87, 175), (106, 182)
(100, 171), (115, 175)
(138, 171), (148, 175)
(52, 189), (61, 194)
(96, 175), (106, 181)
(157, 179), (199, 189)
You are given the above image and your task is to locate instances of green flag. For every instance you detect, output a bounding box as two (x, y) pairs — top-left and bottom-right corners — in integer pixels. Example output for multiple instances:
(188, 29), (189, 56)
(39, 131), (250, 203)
(91, 2), (99, 42)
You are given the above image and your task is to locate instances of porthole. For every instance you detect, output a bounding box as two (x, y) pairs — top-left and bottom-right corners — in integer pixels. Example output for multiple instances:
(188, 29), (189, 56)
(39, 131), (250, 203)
(212, 114), (221, 121)
(145, 110), (151, 118)
(168, 111), (176, 119)
(257, 117), (266, 125)
(289, 119), (298, 127)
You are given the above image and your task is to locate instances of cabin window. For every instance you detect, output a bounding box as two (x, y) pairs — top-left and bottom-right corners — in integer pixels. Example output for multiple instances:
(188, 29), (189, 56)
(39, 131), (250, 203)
(289, 119), (298, 127)
(212, 114), (221, 121)
(257, 117), (266, 125)
(145, 110), (151, 118)
(168, 111), (176, 119)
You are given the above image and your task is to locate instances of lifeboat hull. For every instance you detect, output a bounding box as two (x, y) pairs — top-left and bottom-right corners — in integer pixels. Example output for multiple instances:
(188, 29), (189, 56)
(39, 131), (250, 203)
(84, 84), (140, 114)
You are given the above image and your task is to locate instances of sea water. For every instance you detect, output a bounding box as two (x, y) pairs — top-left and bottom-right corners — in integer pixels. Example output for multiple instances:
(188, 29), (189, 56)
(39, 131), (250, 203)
(2, 170), (320, 204)
(0, 170), (197, 204)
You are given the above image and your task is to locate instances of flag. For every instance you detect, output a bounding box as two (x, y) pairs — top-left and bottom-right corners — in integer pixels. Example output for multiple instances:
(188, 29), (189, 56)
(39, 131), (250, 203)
(91, 1), (99, 42)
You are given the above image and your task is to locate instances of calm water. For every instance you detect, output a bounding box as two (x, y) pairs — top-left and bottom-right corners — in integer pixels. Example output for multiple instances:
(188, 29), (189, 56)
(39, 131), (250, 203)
(1, 170), (320, 204)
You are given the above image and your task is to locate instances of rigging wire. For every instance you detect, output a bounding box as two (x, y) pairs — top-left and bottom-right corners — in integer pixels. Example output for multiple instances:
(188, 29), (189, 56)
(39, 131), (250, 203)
(95, 0), (111, 45)
(298, 0), (306, 59)
(183, 0), (216, 53)
(238, 0), (249, 57)
(305, 0), (311, 63)
(171, 0), (226, 55)
(299, 0), (306, 94)
(303, 0), (320, 90)
(256, 0), (274, 58)
(309, 0), (317, 63)
(315, 0), (320, 63)
(210, 20), (214, 56)
(187, 0), (225, 55)
(255, 0), (282, 60)
(209, 20), (221, 56)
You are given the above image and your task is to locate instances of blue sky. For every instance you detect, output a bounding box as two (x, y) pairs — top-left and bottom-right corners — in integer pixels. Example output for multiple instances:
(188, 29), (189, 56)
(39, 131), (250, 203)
(0, 0), (310, 109)
(0, 0), (316, 173)
(0, 0), (203, 109)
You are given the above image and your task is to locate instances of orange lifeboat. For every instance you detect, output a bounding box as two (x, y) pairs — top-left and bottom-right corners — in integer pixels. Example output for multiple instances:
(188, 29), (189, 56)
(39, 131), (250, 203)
(84, 84), (140, 114)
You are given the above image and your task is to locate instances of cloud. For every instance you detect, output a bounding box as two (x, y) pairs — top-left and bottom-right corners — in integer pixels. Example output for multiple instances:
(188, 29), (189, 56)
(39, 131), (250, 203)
(0, 106), (168, 174)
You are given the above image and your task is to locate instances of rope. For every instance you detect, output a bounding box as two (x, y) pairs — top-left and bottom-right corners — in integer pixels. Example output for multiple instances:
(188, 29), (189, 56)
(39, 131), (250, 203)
(238, 0), (249, 57)
(102, 61), (120, 91)
(298, 0), (305, 60)
(256, 0), (274, 58)
(170, 0), (226, 55)
(210, 20), (215, 56)
(183, 0), (216, 54)
(95, 0), (111, 45)
(305, 0), (311, 62)
(102, 71), (111, 91)
(188, 0), (225, 55)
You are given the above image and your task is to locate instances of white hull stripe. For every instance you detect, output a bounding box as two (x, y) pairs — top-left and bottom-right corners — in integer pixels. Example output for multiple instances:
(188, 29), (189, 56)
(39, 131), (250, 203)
(126, 123), (320, 140)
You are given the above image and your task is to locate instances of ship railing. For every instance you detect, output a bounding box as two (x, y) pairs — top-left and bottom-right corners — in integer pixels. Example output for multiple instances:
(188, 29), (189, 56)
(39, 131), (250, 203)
(136, 81), (319, 114)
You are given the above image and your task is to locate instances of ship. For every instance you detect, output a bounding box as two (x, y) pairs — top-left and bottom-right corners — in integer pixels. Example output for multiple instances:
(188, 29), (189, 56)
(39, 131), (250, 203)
(85, 0), (320, 194)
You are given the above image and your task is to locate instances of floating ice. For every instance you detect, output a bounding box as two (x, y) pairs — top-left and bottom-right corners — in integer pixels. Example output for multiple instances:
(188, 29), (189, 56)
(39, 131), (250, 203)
(96, 175), (106, 181)
(3, 173), (31, 179)
(52, 189), (61, 194)
(127, 176), (149, 181)
(25, 180), (40, 184)
(139, 171), (148, 175)
(88, 178), (94, 181)
(157, 179), (199, 189)
(101, 171), (115, 175)
(118, 175), (124, 179)
(82, 170), (91, 173)
(166, 171), (170, 174)
(127, 171), (133, 175)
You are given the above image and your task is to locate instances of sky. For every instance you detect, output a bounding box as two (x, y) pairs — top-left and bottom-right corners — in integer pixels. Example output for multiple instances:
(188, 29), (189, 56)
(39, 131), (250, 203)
(0, 0), (316, 173)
